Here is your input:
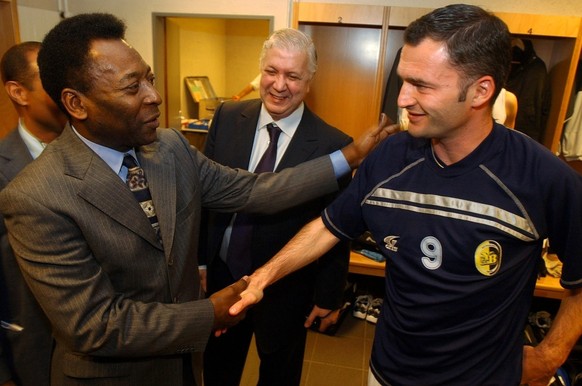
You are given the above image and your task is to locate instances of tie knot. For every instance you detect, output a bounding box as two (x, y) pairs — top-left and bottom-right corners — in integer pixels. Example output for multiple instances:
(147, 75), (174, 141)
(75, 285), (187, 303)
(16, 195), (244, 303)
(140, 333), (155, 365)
(122, 154), (138, 169)
(266, 123), (281, 142)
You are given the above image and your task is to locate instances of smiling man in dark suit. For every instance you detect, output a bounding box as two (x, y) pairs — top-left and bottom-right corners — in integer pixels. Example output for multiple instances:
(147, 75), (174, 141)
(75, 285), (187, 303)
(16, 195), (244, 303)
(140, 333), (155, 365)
(0, 41), (67, 386)
(200, 28), (352, 386)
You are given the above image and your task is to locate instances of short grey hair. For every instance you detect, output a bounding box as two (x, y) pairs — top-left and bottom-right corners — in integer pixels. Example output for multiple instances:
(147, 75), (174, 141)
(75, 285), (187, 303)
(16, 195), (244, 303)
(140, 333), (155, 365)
(259, 28), (317, 78)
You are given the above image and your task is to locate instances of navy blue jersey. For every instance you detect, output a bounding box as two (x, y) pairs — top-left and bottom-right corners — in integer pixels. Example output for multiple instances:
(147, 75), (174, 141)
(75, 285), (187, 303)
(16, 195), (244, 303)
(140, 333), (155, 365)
(323, 124), (582, 385)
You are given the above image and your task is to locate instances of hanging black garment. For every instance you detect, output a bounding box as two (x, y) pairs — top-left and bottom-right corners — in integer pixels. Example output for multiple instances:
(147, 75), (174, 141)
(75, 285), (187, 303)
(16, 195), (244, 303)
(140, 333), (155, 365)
(506, 39), (552, 143)
(381, 47), (403, 124)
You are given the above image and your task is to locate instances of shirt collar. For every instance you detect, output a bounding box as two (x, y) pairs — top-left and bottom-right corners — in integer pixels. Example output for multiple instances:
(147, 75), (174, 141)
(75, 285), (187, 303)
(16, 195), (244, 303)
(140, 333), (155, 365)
(18, 120), (46, 160)
(258, 102), (304, 137)
(70, 124), (137, 175)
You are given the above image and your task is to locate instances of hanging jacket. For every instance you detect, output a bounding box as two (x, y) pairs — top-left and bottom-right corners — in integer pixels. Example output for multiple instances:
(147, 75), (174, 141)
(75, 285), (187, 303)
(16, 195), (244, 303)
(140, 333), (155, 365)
(507, 39), (552, 143)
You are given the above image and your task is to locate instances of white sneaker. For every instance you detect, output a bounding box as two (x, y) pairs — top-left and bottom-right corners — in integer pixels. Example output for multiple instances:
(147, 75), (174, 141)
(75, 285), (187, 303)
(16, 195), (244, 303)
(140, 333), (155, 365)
(353, 295), (372, 320)
(366, 298), (383, 324)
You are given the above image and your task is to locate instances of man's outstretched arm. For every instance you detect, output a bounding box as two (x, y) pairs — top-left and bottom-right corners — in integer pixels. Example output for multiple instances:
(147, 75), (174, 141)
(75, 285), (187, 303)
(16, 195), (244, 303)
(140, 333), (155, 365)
(229, 217), (340, 315)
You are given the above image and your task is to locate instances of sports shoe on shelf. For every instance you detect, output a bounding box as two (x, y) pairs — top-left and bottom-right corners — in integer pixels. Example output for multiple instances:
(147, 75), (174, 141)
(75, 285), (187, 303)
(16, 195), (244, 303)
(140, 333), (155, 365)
(366, 298), (383, 324)
(353, 294), (372, 320)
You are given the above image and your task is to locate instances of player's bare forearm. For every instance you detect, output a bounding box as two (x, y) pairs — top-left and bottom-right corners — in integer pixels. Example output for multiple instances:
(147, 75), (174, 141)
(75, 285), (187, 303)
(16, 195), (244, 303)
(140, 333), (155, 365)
(521, 287), (582, 384)
(229, 218), (339, 315)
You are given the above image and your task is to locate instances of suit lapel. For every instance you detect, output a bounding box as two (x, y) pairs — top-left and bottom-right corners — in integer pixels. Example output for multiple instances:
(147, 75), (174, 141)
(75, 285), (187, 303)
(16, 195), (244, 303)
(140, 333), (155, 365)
(277, 107), (319, 171)
(233, 102), (262, 169)
(58, 125), (162, 250)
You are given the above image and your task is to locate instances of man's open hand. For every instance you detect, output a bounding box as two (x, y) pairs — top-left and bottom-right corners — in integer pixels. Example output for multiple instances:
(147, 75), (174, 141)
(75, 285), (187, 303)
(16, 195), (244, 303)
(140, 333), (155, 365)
(228, 276), (264, 317)
(342, 113), (400, 169)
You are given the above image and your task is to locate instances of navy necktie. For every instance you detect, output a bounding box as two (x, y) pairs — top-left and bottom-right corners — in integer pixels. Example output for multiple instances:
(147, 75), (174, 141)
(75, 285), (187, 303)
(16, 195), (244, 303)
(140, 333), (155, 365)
(226, 123), (282, 279)
(123, 154), (162, 244)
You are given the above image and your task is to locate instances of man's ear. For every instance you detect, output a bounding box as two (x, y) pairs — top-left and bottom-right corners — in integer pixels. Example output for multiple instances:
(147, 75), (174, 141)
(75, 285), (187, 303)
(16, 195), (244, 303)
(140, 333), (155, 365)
(472, 75), (495, 108)
(61, 88), (88, 120)
(4, 81), (28, 106)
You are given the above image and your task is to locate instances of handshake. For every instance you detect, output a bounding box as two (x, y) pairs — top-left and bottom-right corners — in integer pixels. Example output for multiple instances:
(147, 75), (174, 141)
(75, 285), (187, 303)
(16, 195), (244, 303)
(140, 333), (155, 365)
(208, 277), (263, 336)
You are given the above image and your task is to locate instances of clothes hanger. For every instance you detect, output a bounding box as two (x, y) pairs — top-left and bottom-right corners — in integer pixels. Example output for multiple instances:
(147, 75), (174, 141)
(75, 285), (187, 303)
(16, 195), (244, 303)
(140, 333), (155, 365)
(511, 38), (525, 51)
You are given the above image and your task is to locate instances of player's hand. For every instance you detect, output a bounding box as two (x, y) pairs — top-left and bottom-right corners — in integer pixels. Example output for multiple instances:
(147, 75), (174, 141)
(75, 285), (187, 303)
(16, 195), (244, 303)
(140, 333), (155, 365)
(305, 306), (340, 332)
(229, 275), (264, 316)
(209, 278), (249, 336)
(521, 345), (557, 386)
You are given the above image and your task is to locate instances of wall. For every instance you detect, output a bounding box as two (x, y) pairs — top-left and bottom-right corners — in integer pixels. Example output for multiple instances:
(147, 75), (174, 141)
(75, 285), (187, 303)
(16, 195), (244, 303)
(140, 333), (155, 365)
(64, 0), (290, 74)
(305, 0), (582, 16)
(162, 17), (268, 126)
(15, 0), (582, 133)
(225, 19), (270, 99)
(18, 0), (582, 70)
(17, 5), (60, 42)
(170, 17), (227, 113)
(17, 0), (278, 128)
(168, 17), (269, 102)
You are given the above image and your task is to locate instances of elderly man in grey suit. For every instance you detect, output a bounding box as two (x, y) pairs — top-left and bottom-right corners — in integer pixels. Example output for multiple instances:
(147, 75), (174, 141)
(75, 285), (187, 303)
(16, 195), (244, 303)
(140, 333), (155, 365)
(0, 13), (394, 386)
(0, 41), (67, 386)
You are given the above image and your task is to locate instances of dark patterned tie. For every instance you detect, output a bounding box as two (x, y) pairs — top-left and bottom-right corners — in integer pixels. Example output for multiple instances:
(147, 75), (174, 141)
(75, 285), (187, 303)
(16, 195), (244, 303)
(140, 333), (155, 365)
(123, 154), (162, 244)
(226, 123), (282, 279)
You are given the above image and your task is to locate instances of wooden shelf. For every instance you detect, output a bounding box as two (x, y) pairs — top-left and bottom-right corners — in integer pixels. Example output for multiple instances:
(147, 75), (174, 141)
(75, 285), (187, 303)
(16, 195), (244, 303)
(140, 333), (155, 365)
(349, 251), (566, 299)
(349, 251), (385, 277)
(534, 274), (566, 300)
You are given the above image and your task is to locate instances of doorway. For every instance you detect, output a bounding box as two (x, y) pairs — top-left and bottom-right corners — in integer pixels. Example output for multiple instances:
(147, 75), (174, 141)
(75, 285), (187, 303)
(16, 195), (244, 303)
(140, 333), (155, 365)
(152, 14), (271, 130)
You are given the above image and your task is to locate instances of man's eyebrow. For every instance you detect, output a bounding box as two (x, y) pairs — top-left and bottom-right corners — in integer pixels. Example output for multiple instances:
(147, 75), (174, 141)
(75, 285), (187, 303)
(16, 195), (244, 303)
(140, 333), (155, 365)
(120, 71), (139, 82)
(400, 75), (431, 87)
(120, 66), (152, 83)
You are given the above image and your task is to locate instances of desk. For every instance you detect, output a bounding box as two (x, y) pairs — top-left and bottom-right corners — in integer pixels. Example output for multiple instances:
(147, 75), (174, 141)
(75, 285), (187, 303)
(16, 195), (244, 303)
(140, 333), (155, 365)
(348, 251), (566, 299)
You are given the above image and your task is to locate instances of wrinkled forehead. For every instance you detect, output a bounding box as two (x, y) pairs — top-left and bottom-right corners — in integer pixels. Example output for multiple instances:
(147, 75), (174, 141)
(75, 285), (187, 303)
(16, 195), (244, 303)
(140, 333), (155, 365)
(86, 39), (151, 82)
(89, 39), (142, 67)
(399, 41), (454, 73)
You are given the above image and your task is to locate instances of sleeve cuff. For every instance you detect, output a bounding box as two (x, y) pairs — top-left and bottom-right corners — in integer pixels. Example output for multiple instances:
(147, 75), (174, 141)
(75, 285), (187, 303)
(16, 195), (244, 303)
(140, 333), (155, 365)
(329, 150), (351, 179)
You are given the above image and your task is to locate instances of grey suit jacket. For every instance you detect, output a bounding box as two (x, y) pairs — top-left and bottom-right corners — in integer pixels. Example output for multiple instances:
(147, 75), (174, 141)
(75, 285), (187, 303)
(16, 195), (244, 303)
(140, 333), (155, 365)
(0, 124), (338, 386)
(0, 128), (53, 386)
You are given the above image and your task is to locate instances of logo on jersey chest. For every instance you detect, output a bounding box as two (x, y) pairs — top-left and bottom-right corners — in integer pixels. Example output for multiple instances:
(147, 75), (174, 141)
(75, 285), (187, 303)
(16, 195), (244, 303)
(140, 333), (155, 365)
(474, 240), (502, 276)
(384, 235), (400, 252)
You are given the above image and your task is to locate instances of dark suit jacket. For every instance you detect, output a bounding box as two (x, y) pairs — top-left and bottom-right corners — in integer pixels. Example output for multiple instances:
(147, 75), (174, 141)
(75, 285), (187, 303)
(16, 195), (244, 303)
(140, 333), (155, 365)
(201, 100), (352, 310)
(0, 129), (53, 386)
(0, 124), (339, 386)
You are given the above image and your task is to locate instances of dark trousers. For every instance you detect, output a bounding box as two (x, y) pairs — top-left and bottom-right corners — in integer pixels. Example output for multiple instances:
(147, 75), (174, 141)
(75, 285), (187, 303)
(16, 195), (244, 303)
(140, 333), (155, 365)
(203, 258), (309, 386)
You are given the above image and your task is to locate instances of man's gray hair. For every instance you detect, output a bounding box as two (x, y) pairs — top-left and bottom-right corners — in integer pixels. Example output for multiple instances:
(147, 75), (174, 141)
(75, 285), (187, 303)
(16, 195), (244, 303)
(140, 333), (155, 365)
(259, 28), (317, 78)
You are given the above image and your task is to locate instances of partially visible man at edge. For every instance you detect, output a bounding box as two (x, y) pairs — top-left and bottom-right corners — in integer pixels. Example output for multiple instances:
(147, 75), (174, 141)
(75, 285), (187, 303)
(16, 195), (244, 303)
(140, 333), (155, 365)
(0, 13), (396, 386)
(0, 41), (67, 386)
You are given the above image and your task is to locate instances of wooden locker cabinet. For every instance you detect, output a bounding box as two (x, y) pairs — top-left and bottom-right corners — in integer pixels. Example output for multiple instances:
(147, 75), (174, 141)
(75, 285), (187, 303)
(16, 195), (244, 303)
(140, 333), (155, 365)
(292, 2), (384, 26)
(0, 0), (20, 139)
(495, 12), (582, 154)
(495, 12), (581, 37)
(386, 7), (431, 28)
(293, 2), (582, 156)
(292, 2), (390, 140)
